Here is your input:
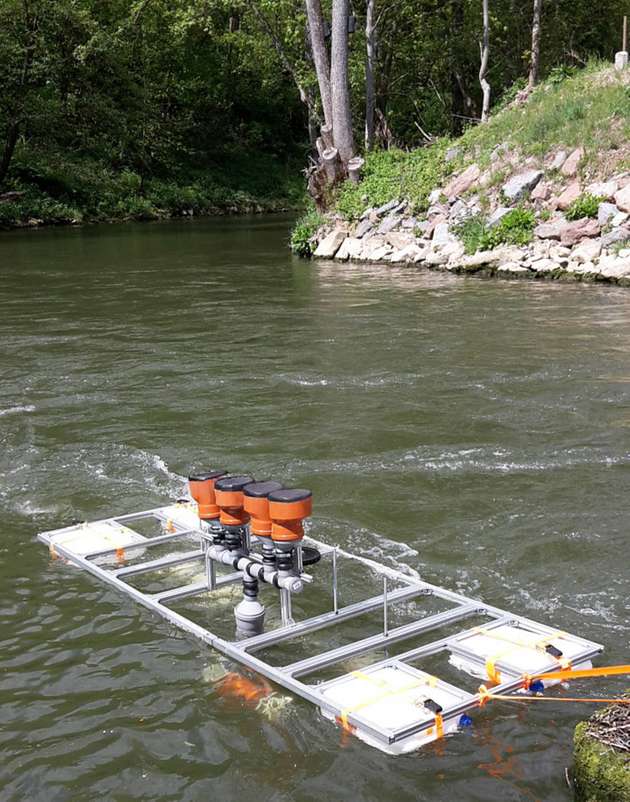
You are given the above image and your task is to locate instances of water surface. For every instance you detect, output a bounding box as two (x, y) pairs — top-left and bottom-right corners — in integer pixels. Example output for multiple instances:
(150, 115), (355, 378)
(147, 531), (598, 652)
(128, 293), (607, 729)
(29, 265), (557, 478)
(1, 216), (629, 801)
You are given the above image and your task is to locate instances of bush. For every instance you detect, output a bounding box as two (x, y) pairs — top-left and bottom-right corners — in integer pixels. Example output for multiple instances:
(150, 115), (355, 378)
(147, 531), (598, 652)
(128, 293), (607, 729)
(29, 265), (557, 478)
(290, 207), (324, 257)
(565, 193), (604, 221)
(454, 207), (535, 254)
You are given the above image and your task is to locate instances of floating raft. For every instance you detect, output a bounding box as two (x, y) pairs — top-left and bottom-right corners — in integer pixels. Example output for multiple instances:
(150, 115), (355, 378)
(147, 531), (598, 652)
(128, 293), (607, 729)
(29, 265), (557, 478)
(39, 502), (603, 754)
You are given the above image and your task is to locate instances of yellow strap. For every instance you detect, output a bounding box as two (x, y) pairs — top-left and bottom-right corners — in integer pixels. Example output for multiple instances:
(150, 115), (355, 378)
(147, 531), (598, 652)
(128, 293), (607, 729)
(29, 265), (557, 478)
(475, 627), (570, 681)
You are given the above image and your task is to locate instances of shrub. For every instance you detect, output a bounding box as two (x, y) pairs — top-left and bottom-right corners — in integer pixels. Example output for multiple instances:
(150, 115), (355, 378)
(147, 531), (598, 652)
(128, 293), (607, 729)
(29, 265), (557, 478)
(454, 207), (535, 254)
(290, 207), (324, 257)
(565, 193), (604, 221)
(454, 214), (487, 254)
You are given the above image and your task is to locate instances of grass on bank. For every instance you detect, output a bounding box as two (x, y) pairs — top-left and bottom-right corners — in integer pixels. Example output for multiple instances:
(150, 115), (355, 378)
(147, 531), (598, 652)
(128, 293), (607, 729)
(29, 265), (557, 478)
(0, 146), (304, 229)
(323, 61), (630, 237)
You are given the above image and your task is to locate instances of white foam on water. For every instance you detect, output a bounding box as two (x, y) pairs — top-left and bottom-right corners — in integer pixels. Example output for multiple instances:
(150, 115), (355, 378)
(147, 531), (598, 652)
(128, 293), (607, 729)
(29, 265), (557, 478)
(0, 404), (36, 417)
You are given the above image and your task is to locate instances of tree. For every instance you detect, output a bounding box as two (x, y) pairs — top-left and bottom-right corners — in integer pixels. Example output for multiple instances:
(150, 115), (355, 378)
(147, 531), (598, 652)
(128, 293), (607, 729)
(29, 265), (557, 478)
(330, 0), (354, 165)
(528, 0), (542, 88)
(365, 0), (376, 150)
(305, 0), (332, 127)
(479, 0), (491, 122)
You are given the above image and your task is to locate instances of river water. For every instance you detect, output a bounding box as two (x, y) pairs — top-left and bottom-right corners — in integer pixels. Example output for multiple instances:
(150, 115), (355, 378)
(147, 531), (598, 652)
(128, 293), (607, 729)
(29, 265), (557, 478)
(1, 215), (629, 802)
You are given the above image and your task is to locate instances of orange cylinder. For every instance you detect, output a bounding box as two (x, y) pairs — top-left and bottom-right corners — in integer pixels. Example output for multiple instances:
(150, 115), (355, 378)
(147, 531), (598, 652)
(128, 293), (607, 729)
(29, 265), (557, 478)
(188, 470), (227, 520)
(269, 488), (312, 542)
(214, 475), (255, 527)
(243, 481), (284, 536)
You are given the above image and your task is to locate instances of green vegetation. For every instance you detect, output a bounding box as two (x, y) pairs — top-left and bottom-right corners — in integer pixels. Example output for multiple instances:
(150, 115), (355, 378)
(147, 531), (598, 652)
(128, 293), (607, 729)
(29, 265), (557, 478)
(458, 61), (630, 167)
(290, 206), (324, 257)
(455, 208), (535, 254)
(566, 193), (605, 221)
(336, 142), (452, 222)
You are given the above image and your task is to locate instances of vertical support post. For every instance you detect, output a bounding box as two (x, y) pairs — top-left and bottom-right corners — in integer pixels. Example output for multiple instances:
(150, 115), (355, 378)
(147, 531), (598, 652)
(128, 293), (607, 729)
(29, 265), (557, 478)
(332, 547), (339, 614)
(205, 551), (216, 590)
(624, 16), (628, 52)
(280, 588), (293, 626)
(383, 576), (389, 638)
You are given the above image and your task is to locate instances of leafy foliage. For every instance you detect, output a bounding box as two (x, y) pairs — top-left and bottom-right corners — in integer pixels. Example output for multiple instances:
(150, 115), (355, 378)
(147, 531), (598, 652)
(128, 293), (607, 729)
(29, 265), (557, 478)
(455, 208), (535, 254)
(336, 142), (452, 222)
(290, 207), (324, 257)
(565, 193), (605, 221)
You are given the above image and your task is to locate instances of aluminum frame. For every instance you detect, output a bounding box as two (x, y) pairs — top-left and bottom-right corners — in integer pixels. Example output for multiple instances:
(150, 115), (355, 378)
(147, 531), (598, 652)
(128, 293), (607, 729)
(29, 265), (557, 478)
(38, 504), (604, 751)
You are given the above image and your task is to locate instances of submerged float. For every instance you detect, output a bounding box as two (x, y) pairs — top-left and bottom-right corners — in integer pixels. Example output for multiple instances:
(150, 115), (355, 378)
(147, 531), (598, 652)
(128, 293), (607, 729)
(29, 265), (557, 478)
(39, 470), (613, 754)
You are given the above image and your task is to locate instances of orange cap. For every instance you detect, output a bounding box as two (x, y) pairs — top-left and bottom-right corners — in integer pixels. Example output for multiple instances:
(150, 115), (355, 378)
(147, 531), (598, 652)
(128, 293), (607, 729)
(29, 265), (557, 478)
(215, 475), (255, 527)
(188, 470), (226, 520)
(243, 481), (284, 536)
(269, 488), (312, 542)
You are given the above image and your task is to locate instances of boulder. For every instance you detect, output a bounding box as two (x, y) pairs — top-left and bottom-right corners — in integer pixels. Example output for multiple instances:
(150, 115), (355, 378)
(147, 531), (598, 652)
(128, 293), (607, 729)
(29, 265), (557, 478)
(601, 227), (630, 249)
(497, 263), (530, 275)
(401, 217), (419, 229)
(314, 228), (347, 258)
(557, 181), (581, 210)
(374, 199), (399, 216)
(390, 244), (424, 263)
(531, 181), (552, 201)
(386, 231), (415, 250)
(560, 218), (600, 246)
(548, 150), (567, 171)
(586, 180), (618, 200)
(535, 219), (566, 240)
(531, 257), (560, 273)
(426, 214), (447, 238)
(502, 169), (543, 202)
(461, 249), (506, 268)
(561, 147), (584, 177)
(355, 218), (375, 238)
(425, 249), (449, 266)
(428, 188), (443, 205)
(571, 239), (602, 263)
(376, 214), (402, 235)
(449, 199), (473, 222)
(598, 202), (619, 227)
(368, 244), (393, 262)
(611, 211), (629, 228)
(598, 256), (630, 279)
(444, 163), (481, 198)
(487, 207), (512, 227)
(335, 237), (363, 261)
(432, 222), (453, 245)
(614, 183), (630, 213)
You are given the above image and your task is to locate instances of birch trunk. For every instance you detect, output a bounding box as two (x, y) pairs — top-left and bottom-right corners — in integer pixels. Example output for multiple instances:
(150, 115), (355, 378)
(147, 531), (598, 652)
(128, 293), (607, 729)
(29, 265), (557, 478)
(330, 0), (355, 166)
(479, 0), (491, 123)
(528, 0), (542, 89)
(305, 0), (333, 127)
(365, 0), (376, 150)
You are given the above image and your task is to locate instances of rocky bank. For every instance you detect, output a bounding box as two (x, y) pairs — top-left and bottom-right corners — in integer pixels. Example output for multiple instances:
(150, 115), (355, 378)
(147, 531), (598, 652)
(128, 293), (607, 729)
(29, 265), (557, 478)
(310, 146), (630, 286)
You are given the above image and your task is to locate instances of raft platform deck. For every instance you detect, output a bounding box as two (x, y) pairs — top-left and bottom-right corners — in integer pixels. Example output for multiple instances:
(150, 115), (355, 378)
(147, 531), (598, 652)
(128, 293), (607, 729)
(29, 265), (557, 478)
(38, 502), (603, 754)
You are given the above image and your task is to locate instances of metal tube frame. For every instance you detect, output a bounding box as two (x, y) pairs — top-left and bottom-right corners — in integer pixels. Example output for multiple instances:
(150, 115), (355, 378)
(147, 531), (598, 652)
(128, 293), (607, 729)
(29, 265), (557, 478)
(38, 504), (604, 751)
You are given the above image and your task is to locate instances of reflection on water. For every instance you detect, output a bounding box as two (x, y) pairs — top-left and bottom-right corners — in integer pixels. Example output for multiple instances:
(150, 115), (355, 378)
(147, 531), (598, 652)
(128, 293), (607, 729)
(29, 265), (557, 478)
(1, 215), (629, 801)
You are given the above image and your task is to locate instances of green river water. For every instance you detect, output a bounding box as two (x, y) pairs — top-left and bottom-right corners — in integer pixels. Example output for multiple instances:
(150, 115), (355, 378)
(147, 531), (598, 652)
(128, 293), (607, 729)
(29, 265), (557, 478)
(1, 214), (629, 801)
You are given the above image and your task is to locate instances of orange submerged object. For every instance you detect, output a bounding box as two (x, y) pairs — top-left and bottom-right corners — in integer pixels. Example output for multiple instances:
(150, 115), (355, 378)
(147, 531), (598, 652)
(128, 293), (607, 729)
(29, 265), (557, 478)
(214, 475), (255, 526)
(188, 470), (227, 520)
(243, 481), (284, 536)
(216, 672), (272, 705)
(269, 488), (313, 542)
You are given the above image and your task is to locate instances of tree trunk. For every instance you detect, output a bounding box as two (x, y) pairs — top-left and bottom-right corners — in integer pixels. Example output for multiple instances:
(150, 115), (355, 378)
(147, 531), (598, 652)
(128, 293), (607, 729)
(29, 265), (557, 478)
(365, 0), (376, 150)
(479, 0), (491, 122)
(305, 0), (333, 127)
(528, 0), (543, 89)
(322, 147), (341, 183)
(330, 0), (355, 166)
(348, 156), (365, 184)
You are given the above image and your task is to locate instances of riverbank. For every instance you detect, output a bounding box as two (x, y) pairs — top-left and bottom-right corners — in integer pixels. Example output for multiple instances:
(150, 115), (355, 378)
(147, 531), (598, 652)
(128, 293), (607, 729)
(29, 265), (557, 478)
(0, 151), (303, 231)
(299, 63), (630, 286)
